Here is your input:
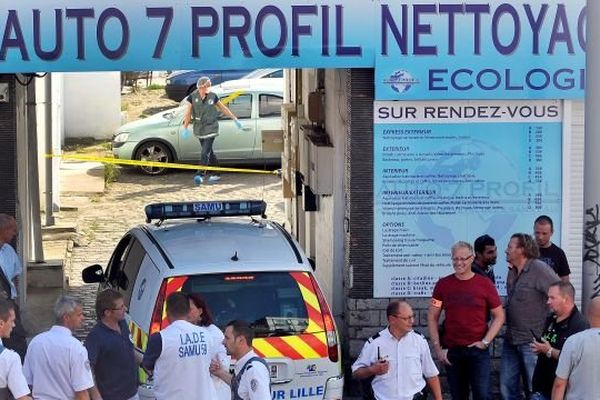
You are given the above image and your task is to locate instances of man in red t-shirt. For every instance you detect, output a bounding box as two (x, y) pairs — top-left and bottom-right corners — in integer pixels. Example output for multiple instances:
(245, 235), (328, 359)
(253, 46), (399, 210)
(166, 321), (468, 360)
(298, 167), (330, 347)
(427, 241), (505, 400)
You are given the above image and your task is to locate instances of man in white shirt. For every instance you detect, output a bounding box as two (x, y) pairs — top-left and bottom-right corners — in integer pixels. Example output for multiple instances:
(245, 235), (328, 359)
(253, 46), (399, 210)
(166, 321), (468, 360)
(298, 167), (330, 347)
(0, 214), (27, 361)
(0, 299), (30, 400)
(0, 215), (21, 301)
(142, 292), (218, 400)
(552, 296), (600, 400)
(352, 300), (442, 400)
(210, 320), (271, 400)
(23, 296), (95, 400)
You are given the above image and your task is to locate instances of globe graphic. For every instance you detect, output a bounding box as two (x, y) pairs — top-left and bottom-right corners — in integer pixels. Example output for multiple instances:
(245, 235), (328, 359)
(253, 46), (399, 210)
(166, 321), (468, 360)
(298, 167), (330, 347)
(411, 139), (520, 249)
(389, 70), (414, 93)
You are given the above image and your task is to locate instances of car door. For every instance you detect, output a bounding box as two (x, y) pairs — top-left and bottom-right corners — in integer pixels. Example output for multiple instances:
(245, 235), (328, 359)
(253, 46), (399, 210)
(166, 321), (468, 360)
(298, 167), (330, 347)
(213, 92), (255, 161)
(104, 234), (146, 309)
(253, 93), (283, 160)
(128, 255), (161, 332)
(174, 106), (203, 162)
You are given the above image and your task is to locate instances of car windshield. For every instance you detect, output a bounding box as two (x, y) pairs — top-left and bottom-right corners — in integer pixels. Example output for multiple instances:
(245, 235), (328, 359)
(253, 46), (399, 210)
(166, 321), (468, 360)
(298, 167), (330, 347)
(182, 271), (314, 337)
(241, 68), (283, 79)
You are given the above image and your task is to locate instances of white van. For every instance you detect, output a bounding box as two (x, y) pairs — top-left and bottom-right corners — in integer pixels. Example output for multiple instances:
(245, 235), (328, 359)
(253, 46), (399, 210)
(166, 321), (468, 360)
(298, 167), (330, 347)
(83, 200), (344, 400)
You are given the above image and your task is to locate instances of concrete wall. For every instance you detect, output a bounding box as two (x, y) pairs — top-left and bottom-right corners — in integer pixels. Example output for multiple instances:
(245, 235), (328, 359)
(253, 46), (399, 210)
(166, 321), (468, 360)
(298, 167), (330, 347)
(322, 70), (348, 319)
(63, 72), (121, 140)
(290, 69), (347, 323)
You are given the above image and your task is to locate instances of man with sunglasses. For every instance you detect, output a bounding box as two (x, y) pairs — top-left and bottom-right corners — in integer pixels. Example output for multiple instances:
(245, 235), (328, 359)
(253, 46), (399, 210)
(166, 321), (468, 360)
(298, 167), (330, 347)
(84, 289), (140, 400)
(352, 300), (442, 400)
(428, 241), (505, 400)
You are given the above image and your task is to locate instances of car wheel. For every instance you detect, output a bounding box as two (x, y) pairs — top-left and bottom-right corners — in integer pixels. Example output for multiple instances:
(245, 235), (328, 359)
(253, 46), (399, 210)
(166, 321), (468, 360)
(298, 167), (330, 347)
(134, 141), (173, 175)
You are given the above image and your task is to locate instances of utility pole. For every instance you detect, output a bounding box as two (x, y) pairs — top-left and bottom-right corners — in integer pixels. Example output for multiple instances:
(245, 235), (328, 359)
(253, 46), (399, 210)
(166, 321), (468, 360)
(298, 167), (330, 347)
(583, 0), (600, 312)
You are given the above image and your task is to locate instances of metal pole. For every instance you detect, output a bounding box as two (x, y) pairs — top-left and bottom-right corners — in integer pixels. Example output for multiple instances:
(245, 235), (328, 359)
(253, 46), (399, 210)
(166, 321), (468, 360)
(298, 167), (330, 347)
(44, 74), (55, 226)
(583, 0), (600, 312)
(26, 76), (44, 263)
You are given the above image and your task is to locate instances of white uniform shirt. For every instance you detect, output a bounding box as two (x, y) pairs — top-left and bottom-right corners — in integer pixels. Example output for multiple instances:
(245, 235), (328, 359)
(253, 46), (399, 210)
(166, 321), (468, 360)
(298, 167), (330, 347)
(351, 328), (439, 400)
(207, 324), (231, 400)
(23, 325), (94, 400)
(0, 339), (29, 398)
(153, 320), (218, 400)
(234, 350), (271, 400)
(0, 244), (22, 299)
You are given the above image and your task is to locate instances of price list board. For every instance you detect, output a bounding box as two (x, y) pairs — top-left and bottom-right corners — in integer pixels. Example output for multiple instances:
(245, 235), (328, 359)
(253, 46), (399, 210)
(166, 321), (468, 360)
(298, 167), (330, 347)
(373, 100), (563, 297)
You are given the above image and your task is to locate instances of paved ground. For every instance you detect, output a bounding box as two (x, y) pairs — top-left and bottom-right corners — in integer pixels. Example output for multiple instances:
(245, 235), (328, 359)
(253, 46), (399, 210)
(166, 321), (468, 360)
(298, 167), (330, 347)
(58, 167), (284, 338)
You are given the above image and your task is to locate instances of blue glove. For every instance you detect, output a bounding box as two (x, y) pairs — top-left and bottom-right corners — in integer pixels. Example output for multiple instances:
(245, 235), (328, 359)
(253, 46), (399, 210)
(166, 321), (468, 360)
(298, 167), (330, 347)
(234, 120), (243, 130)
(181, 127), (190, 139)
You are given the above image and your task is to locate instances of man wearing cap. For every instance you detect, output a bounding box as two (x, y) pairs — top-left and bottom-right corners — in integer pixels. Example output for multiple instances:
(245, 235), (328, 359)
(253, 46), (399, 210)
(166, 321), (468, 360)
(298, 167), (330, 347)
(183, 76), (243, 184)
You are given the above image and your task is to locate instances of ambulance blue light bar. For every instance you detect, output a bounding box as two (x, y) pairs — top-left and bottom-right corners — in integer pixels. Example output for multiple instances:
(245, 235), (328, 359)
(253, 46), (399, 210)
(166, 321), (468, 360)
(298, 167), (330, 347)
(144, 200), (267, 222)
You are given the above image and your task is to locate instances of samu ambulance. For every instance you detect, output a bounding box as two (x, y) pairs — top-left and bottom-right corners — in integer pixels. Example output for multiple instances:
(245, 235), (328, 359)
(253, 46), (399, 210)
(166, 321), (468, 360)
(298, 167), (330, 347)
(82, 200), (344, 400)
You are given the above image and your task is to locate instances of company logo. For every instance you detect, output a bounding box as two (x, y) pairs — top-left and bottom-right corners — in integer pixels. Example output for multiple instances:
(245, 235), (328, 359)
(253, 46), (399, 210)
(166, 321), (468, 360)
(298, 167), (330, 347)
(137, 278), (147, 301)
(384, 70), (419, 93)
(297, 363), (326, 378)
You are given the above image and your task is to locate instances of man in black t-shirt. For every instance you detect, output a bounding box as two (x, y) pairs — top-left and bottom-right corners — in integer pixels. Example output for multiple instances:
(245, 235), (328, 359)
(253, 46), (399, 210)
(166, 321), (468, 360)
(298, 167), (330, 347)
(530, 281), (588, 400)
(534, 215), (571, 281)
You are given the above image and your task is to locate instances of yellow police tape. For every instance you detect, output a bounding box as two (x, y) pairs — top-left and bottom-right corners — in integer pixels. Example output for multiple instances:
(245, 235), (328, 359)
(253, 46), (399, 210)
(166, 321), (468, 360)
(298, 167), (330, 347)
(45, 89), (276, 174)
(45, 153), (277, 175)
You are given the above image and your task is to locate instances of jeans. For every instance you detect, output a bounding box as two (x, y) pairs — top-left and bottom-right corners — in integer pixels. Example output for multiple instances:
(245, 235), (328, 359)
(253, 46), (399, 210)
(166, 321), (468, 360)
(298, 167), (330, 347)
(446, 346), (491, 400)
(530, 393), (549, 400)
(500, 342), (538, 400)
(199, 136), (218, 175)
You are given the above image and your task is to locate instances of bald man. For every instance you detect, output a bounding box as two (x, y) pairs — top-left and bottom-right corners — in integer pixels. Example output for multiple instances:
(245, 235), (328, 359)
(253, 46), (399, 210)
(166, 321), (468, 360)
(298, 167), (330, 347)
(551, 297), (600, 399)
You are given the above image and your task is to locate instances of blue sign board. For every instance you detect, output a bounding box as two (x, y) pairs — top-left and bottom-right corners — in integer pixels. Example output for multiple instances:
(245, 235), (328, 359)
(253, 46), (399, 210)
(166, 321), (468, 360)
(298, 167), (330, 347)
(373, 100), (563, 297)
(0, 1), (586, 100)
(0, 0), (374, 72)
(375, 1), (586, 99)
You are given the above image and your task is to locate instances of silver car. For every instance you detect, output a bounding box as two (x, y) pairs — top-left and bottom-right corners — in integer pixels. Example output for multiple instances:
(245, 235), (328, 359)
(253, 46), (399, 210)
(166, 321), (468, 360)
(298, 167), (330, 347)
(113, 78), (283, 175)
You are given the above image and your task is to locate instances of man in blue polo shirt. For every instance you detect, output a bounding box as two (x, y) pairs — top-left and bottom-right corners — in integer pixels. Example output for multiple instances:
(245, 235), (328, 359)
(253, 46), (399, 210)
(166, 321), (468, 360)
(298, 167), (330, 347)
(85, 289), (140, 400)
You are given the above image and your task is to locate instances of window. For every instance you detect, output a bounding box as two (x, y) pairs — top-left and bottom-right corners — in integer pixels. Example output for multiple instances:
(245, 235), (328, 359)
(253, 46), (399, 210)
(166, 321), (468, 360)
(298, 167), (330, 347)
(106, 235), (146, 307)
(259, 94), (283, 118)
(265, 70), (283, 78)
(120, 241), (146, 306)
(106, 235), (134, 284)
(219, 94), (251, 120)
(182, 272), (313, 336)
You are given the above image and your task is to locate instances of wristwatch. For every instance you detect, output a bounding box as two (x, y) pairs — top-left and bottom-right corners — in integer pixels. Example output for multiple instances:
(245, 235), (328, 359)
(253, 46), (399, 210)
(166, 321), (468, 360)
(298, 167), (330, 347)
(481, 339), (490, 348)
(546, 347), (553, 358)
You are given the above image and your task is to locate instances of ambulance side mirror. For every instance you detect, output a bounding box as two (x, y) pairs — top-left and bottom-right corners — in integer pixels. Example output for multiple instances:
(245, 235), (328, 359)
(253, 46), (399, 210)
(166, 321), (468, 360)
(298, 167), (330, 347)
(82, 264), (106, 284)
